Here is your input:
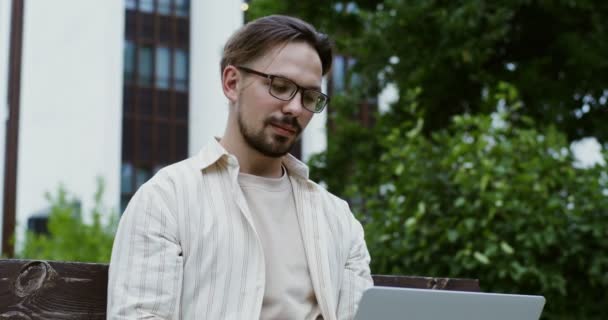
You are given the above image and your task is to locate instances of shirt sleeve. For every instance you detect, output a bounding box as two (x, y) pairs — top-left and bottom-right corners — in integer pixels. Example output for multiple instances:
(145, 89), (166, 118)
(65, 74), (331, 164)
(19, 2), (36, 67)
(107, 182), (183, 319)
(336, 208), (373, 320)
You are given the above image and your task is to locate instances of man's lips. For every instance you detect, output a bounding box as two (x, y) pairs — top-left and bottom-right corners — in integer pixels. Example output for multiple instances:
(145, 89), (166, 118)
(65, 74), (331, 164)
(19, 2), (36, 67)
(270, 123), (297, 135)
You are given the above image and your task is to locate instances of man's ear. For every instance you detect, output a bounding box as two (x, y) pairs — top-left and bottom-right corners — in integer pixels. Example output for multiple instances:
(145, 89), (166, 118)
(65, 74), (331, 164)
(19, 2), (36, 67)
(222, 65), (240, 105)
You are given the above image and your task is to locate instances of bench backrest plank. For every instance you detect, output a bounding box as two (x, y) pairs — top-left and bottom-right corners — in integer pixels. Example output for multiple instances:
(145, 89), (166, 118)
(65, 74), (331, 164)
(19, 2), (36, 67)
(0, 259), (480, 319)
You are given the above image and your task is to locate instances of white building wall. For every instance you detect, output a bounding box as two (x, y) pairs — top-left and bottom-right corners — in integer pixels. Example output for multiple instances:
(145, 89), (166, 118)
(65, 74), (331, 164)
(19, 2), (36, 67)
(0, 0), (12, 245)
(189, 0), (243, 154)
(301, 78), (328, 162)
(15, 0), (124, 247)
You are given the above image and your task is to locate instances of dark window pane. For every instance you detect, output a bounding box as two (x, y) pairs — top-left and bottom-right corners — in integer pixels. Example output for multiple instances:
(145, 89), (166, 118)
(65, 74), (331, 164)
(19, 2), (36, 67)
(158, 0), (171, 15)
(126, 0), (136, 10)
(122, 118), (134, 161)
(124, 40), (135, 84)
(121, 162), (134, 194)
(175, 0), (189, 17)
(122, 0), (191, 207)
(158, 123), (171, 163)
(174, 48), (188, 91)
(140, 14), (155, 41)
(125, 11), (136, 39)
(176, 124), (188, 160)
(156, 46), (171, 89)
(177, 19), (189, 44)
(136, 88), (154, 116)
(157, 91), (171, 119)
(123, 89), (134, 114)
(137, 120), (153, 162)
(176, 92), (188, 121)
(138, 46), (154, 86)
(139, 0), (154, 13)
(120, 193), (133, 214)
(159, 16), (174, 43)
(135, 166), (152, 188)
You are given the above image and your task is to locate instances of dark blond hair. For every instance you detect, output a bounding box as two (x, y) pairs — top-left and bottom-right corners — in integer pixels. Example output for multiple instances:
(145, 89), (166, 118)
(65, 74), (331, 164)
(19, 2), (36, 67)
(220, 15), (333, 76)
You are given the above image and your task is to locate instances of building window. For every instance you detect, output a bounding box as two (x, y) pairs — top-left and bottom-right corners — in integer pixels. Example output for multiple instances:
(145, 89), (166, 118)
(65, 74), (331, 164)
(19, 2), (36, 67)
(121, 0), (191, 212)
(139, 0), (155, 13)
(327, 55), (378, 130)
(158, 0), (172, 15)
(124, 40), (135, 82)
(126, 0), (137, 10)
(155, 46), (171, 89)
(174, 48), (189, 91)
(331, 56), (346, 94)
(137, 45), (154, 86)
(175, 0), (189, 17)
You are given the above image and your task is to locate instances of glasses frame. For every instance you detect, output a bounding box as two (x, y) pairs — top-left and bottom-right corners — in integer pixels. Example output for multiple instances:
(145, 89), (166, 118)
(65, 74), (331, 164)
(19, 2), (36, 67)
(236, 66), (329, 113)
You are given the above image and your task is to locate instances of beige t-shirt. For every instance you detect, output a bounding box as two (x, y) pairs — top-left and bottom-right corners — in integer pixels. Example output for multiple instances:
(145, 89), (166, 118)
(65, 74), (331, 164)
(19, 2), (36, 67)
(238, 170), (322, 320)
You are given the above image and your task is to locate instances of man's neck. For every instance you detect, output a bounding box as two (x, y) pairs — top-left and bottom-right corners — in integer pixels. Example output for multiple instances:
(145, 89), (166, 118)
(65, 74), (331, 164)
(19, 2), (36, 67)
(219, 134), (284, 178)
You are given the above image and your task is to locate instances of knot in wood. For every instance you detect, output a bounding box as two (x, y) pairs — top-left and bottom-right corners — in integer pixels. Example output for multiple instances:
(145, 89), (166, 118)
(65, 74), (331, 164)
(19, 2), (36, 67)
(14, 261), (57, 298)
(430, 278), (449, 289)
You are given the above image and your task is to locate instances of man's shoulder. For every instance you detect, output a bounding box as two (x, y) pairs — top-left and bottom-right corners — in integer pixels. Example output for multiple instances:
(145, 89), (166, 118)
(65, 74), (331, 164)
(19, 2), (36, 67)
(156, 155), (200, 177)
(141, 155), (203, 196)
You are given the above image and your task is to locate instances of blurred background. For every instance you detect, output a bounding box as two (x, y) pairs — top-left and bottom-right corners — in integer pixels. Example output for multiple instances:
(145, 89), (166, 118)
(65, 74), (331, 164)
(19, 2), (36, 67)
(1, 1), (607, 319)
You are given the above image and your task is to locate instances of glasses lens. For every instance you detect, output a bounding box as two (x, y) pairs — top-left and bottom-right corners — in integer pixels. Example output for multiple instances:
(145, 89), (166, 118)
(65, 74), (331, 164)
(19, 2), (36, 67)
(269, 77), (297, 100)
(303, 91), (327, 113)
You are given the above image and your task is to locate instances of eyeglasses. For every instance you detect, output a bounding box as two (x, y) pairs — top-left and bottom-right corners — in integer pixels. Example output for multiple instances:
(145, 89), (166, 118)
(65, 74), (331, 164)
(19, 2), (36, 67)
(236, 66), (329, 113)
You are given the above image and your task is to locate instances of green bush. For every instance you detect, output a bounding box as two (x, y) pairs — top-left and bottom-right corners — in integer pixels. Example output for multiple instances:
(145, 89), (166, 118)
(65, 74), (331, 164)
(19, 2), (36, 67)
(310, 84), (608, 319)
(19, 178), (118, 263)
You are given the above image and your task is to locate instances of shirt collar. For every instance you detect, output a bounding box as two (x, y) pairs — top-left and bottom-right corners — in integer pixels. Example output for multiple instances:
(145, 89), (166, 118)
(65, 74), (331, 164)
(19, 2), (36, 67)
(196, 137), (310, 179)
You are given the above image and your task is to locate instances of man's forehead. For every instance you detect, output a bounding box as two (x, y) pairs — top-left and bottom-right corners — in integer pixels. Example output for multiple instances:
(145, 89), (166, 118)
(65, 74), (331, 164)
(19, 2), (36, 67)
(254, 42), (323, 87)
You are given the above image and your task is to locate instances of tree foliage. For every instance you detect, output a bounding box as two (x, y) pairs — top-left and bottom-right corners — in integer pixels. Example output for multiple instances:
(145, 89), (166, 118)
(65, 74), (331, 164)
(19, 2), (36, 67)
(251, 2), (608, 318)
(19, 179), (117, 263)
(249, 0), (608, 142)
(310, 84), (608, 319)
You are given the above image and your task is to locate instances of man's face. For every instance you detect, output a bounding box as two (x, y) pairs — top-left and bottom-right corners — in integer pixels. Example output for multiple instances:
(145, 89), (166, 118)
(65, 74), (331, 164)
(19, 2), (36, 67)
(234, 42), (323, 158)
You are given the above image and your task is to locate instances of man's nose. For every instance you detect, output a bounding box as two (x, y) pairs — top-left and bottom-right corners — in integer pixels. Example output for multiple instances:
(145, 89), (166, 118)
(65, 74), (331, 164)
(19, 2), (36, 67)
(282, 91), (305, 116)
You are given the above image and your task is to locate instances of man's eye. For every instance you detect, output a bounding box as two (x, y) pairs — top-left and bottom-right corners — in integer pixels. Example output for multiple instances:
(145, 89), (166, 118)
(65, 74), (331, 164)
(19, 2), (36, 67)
(305, 92), (324, 104)
(303, 93), (316, 104)
(271, 78), (295, 95)
(272, 83), (289, 92)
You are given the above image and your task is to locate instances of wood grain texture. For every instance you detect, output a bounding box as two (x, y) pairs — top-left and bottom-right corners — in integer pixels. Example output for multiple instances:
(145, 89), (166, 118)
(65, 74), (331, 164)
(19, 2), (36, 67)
(0, 260), (480, 319)
(372, 275), (481, 292)
(0, 260), (108, 319)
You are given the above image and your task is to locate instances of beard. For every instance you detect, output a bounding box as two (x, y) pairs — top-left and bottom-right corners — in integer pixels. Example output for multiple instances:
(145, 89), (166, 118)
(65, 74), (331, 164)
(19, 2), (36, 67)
(237, 108), (302, 158)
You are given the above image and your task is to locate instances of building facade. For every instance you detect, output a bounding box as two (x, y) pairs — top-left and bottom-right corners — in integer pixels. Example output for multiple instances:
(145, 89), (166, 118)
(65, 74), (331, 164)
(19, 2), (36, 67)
(0, 0), (329, 253)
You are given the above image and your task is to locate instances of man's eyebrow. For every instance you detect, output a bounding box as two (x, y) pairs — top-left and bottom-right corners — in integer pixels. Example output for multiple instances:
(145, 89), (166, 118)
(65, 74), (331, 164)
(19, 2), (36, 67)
(304, 84), (322, 91)
(273, 73), (322, 91)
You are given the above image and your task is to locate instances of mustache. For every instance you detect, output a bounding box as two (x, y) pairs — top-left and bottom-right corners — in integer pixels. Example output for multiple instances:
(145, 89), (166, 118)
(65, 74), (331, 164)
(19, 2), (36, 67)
(265, 116), (302, 133)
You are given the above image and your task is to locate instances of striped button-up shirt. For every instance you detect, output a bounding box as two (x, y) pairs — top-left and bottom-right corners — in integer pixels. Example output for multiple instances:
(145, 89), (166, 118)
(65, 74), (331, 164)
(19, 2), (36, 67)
(107, 138), (373, 319)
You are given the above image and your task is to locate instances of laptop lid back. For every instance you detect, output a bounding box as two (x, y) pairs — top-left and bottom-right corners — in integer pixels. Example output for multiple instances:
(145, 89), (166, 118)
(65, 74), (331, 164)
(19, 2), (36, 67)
(355, 287), (545, 320)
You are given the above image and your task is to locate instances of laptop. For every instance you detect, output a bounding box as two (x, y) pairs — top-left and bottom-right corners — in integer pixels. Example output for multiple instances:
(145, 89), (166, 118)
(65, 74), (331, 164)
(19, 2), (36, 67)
(354, 287), (545, 320)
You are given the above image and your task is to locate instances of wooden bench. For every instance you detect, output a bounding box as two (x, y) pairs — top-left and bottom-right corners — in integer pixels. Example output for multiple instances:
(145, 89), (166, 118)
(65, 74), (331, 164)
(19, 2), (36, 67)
(0, 259), (480, 319)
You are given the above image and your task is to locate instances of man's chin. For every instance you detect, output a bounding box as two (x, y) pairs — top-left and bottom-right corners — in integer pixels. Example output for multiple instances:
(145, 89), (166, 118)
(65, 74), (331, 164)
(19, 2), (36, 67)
(243, 131), (297, 158)
(261, 138), (296, 158)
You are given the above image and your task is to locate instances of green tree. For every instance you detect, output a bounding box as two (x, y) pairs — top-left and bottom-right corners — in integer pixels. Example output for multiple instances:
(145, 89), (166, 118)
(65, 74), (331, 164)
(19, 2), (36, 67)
(249, 2), (608, 317)
(19, 178), (118, 263)
(249, 0), (608, 142)
(311, 84), (608, 319)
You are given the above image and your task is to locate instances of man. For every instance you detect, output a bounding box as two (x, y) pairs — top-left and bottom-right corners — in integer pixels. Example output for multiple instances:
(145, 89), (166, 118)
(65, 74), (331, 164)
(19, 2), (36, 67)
(107, 15), (372, 320)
